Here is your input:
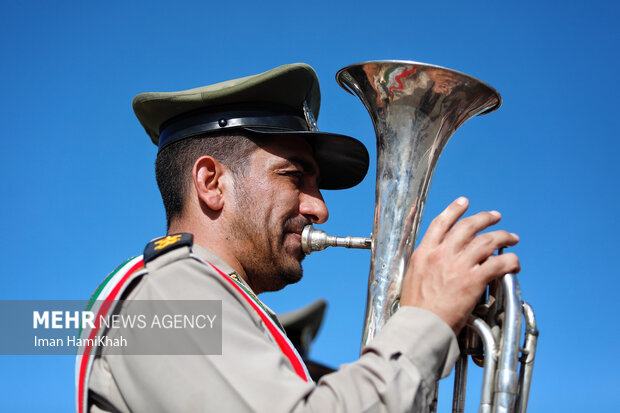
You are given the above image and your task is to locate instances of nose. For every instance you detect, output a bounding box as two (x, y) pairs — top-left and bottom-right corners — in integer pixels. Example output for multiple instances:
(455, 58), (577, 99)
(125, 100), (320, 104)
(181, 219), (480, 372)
(299, 189), (329, 225)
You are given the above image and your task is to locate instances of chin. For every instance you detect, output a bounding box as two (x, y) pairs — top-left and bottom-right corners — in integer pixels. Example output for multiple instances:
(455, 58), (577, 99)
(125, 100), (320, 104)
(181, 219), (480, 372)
(282, 261), (304, 283)
(271, 265), (303, 291)
(287, 268), (303, 284)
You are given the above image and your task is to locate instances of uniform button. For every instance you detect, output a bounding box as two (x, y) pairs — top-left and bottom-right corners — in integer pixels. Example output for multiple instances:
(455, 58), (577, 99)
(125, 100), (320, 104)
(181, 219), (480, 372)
(218, 119), (227, 127)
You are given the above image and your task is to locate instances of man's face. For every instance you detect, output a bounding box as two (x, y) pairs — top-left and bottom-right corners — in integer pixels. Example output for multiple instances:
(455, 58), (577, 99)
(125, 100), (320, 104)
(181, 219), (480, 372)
(227, 135), (329, 293)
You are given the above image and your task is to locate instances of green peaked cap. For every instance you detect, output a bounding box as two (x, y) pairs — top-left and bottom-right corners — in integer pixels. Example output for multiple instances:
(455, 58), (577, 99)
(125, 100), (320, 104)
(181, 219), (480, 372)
(132, 63), (369, 190)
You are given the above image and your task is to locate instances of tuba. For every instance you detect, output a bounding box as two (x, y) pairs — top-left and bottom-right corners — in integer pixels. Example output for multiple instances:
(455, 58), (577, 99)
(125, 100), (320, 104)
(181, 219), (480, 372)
(302, 61), (538, 413)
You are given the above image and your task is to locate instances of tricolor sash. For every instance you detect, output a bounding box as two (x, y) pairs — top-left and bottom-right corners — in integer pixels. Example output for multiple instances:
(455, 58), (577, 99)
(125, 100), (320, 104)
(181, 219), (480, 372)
(191, 254), (311, 383)
(76, 254), (310, 412)
(75, 255), (146, 413)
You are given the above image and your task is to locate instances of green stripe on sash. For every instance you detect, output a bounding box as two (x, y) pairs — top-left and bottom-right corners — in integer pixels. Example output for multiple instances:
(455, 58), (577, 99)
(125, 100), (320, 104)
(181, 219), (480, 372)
(86, 256), (136, 311)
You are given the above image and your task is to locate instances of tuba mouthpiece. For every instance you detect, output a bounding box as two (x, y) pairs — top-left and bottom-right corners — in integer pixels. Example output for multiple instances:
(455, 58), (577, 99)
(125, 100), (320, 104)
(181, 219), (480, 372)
(301, 225), (371, 255)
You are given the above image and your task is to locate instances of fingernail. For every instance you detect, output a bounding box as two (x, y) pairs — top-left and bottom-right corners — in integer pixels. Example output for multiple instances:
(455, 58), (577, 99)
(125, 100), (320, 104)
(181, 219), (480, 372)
(455, 197), (468, 206)
(511, 233), (520, 241)
(489, 210), (501, 217)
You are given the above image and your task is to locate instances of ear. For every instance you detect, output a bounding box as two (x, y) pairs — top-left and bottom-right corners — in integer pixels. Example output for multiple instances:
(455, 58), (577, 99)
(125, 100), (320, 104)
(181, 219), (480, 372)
(192, 156), (228, 211)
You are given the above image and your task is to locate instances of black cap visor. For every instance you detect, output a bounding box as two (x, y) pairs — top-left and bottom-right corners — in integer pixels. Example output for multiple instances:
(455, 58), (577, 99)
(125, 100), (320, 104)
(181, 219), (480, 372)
(245, 128), (369, 190)
(159, 108), (369, 190)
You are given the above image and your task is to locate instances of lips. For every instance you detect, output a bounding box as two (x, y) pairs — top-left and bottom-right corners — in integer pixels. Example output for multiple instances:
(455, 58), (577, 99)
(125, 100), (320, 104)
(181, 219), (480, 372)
(289, 227), (303, 236)
(284, 219), (309, 238)
(283, 218), (310, 252)
(284, 227), (304, 255)
(285, 229), (302, 243)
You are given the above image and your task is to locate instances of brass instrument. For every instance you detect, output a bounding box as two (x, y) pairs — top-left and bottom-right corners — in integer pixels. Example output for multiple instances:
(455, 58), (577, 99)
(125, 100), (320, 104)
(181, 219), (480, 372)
(302, 61), (537, 413)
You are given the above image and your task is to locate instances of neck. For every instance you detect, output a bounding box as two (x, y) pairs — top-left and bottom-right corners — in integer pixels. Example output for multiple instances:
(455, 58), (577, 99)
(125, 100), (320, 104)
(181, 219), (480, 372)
(167, 216), (251, 288)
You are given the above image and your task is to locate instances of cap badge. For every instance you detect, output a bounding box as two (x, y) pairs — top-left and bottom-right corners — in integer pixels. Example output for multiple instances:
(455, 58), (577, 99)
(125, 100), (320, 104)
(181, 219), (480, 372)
(303, 101), (319, 132)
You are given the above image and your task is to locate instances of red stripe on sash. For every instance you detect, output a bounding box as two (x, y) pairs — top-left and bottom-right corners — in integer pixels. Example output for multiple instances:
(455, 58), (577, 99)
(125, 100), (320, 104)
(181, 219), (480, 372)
(77, 259), (144, 413)
(206, 262), (310, 382)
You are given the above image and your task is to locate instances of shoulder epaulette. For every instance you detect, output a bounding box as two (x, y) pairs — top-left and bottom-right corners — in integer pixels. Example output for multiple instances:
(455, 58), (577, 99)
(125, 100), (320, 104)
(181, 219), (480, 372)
(143, 233), (193, 264)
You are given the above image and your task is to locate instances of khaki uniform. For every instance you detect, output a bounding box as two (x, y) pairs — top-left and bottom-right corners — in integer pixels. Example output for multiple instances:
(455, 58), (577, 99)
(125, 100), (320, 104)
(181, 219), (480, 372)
(88, 243), (459, 413)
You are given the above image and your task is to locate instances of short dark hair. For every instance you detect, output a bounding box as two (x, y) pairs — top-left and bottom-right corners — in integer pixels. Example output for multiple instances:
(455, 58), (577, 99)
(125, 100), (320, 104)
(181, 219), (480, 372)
(155, 131), (260, 228)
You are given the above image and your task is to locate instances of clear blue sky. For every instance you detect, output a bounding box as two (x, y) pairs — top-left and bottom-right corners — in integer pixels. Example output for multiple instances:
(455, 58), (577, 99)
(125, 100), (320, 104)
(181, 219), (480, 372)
(1, 1), (618, 411)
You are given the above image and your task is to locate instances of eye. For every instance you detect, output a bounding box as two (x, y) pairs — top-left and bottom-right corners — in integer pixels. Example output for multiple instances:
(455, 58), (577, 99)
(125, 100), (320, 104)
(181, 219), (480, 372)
(281, 170), (303, 184)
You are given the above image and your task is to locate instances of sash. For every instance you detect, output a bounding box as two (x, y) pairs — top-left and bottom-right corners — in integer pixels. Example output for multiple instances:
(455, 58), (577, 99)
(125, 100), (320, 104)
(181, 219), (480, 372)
(191, 254), (311, 383)
(75, 255), (145, 413)
(76, 254), (311, 412)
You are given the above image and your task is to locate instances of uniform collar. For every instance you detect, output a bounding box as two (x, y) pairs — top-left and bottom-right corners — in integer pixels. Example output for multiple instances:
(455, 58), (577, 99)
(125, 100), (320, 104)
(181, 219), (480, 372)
(191, 243), (284, 330)
(191, 243), (257, 295)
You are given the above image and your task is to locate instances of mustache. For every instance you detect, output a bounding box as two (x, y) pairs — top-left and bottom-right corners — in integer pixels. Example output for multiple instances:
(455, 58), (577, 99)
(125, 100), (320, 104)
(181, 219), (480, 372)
(284, 216), (312, 234)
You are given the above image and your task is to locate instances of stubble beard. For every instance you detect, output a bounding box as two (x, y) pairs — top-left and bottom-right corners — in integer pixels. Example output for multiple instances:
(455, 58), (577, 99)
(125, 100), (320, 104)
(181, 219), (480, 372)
(229, 183), (307, 293)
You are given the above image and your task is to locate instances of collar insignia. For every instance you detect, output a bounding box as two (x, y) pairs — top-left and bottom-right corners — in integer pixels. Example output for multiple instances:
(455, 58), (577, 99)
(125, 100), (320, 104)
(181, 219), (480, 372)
(143, 233), (194, 264)
(154, 234), (182, 250)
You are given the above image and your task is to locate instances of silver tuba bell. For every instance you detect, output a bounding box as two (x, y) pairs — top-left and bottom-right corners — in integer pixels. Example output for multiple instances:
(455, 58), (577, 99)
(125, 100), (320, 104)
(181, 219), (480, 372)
(302, 61), (537, 413)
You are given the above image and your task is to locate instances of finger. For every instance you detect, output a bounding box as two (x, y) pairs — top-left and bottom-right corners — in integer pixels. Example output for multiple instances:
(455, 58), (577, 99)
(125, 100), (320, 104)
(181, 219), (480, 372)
(464, 231), (520, 265)
(475, 253), (521, 284)
(444, 210), (502, 251)
(420, 197), (469, 247)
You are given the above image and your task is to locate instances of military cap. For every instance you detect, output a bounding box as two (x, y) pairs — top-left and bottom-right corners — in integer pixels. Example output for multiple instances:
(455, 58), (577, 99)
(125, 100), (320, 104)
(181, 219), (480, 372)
(133, 63), (369, 189)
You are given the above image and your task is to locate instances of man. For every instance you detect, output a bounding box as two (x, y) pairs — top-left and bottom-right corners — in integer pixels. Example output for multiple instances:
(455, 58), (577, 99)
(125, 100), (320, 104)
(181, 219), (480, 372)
(78, 63), (520, 412)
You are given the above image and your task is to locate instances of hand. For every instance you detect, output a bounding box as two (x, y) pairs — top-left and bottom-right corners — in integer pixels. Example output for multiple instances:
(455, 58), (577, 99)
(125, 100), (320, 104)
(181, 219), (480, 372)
(400, 197), (520, 334)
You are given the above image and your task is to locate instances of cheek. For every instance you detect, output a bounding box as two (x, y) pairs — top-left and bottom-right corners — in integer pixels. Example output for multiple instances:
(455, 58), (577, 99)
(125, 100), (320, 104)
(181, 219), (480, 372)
(244, 177), (302, 221)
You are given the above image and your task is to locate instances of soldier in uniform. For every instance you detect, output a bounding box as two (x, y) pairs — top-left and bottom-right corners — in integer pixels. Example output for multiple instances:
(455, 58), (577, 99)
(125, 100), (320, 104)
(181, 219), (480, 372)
(78, 63), (520, 412)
